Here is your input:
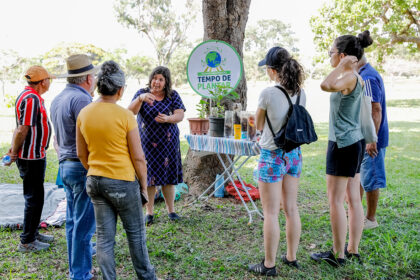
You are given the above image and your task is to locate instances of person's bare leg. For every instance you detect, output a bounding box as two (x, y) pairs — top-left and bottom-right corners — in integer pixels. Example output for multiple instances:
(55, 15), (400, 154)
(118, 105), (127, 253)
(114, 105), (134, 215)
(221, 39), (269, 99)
(366, 189), (379, 221)
(161, 184), (175, 214)
(146, 186), (156, 216)
(327, 175), (348, 258)
(346, 174), (364, 254)
(281, 175), (301, 261)
(360, 185), (364, 201)
(259, 180), (282, 268)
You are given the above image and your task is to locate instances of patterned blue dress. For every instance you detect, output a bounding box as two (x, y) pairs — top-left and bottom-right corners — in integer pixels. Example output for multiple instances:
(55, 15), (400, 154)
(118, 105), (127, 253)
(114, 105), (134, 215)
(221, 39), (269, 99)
(132, 88), (186, 187)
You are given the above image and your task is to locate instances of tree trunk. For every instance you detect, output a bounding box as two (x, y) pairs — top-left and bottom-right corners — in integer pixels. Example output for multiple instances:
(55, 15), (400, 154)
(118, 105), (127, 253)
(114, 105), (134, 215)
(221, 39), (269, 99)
(183, 0), (251, 196)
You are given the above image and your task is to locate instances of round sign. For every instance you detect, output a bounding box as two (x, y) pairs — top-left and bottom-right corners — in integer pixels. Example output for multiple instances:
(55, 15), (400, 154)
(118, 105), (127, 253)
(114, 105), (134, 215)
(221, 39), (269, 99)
(187, 40), (243, 98)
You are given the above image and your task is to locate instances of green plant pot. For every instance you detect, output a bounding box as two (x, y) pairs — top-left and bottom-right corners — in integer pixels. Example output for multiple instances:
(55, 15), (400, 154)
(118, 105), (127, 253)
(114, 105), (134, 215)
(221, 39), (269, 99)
(209, 117), (225, 137)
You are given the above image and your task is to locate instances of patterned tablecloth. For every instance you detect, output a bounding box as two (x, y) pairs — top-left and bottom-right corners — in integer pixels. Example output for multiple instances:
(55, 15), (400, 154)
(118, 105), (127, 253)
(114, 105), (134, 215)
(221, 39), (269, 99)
(185, 135), (261, 156)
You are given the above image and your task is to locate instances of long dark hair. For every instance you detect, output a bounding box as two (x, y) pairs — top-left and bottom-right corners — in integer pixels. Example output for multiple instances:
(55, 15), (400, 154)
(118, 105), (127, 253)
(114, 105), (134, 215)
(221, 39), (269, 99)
(148, 66), (173, 98)
(269, 47), (304, 96)
(335, 30), (373, 60)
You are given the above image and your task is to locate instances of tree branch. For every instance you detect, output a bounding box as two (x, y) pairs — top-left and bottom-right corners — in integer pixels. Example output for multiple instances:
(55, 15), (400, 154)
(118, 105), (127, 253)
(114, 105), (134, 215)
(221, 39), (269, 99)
(379, 2), (391, 24)
(406, 9), (420, 32)
(391, 34), (420, 48)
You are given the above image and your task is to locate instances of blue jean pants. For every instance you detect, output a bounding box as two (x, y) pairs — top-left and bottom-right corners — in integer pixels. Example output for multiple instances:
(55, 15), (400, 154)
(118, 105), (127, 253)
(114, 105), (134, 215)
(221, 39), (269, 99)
(86, 176), (156, 280)
(60, 160), (96, 280)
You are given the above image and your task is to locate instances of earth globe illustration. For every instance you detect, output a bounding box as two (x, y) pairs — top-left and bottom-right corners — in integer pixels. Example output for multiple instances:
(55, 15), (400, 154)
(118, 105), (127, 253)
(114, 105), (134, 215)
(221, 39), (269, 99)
(205, 51), (221, 68)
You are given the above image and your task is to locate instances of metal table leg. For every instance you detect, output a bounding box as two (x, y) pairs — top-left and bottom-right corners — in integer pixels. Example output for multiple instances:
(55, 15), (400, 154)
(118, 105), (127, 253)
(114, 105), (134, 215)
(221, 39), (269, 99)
(216, 153), (264, 224)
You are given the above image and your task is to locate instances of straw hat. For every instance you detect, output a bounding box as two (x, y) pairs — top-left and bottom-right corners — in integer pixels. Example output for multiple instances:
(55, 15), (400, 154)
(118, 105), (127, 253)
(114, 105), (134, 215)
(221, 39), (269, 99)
(59, 54), (99, 78)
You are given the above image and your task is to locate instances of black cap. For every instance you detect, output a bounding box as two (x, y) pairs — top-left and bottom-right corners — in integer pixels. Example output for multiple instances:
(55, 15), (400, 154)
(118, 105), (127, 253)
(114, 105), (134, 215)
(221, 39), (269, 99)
(258, 46), (282, 67)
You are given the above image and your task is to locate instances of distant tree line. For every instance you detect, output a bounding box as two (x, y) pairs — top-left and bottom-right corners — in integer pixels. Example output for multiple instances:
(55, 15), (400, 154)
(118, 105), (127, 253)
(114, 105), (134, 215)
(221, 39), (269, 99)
(1, 0), (418, 103)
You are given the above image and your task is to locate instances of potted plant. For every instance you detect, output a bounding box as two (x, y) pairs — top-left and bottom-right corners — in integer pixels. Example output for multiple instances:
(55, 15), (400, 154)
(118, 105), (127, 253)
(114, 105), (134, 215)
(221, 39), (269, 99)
(188, 99), (210, 135)
(208, 85), (239, 137)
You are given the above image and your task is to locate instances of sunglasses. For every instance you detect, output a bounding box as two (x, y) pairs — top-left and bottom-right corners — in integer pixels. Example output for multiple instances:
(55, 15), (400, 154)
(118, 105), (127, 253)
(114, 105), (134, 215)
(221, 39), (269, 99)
(328, 51), (338, 57)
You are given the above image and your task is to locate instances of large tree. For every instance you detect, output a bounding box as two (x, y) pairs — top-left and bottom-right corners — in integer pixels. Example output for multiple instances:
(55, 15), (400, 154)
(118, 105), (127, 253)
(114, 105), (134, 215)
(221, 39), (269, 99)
(310, 0), (419, 63)
(114, 0), (198, 65)
(183, 0), (251, 196)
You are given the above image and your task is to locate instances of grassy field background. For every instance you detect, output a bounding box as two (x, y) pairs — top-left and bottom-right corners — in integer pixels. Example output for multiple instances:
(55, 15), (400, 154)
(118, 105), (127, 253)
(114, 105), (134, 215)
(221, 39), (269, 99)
(0, 121), (419, 279)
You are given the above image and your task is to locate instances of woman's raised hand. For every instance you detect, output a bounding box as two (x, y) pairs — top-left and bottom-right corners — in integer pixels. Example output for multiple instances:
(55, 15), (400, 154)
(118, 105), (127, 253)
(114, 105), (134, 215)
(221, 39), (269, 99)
(338, 55), (358, 70)
(140, 93), (155, 105)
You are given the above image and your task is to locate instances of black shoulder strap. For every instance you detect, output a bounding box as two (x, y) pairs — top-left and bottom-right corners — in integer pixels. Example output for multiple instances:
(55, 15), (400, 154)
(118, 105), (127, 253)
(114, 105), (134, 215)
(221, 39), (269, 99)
(275, 85), (292, 106)
(265, 86), (294, 137)
(265, 113), (276, 138)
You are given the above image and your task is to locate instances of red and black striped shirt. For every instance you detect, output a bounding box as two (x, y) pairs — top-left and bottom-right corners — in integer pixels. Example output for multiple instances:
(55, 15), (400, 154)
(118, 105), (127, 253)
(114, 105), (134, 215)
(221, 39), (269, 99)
(15, 86), (51, 159)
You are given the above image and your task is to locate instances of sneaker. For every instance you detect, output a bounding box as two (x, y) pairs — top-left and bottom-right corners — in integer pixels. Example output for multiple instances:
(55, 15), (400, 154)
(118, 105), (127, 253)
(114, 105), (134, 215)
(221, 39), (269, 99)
(145, 214), (154, 226)
(36, 233), (54, 243)
(18, 240), (50, 253)
(248, 260), (277, 277)
(344, 243), (362, 264)
(168, 212), (181, 221)
(364, 218), (379, 230)
(310, 250), (346, 267)
(281, 255), (300, 269)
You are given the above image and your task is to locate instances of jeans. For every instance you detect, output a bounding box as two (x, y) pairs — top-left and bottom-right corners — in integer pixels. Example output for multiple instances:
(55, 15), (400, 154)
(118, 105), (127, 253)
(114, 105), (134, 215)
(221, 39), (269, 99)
(361, 147), (387, 192)
(16, 158), (46, 244)
(86, 176), (156, 280)
(60, 160), (96, 280)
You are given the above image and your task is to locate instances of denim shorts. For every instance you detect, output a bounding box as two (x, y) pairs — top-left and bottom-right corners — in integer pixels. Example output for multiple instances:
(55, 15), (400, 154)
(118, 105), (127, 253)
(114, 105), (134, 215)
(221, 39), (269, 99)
(360, 148), (386, 192)
(258, 147), (302, 183)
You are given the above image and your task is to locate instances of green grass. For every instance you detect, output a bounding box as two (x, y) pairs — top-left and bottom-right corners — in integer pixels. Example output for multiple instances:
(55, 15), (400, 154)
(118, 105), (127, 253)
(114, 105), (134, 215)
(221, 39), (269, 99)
(387, 99), (420, 108)
(1, 121), (419, 279)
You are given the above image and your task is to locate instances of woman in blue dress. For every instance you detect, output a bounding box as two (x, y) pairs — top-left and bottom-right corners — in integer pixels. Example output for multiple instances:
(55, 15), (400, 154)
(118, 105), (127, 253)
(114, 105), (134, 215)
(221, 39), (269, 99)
(128, 66), (185, 226)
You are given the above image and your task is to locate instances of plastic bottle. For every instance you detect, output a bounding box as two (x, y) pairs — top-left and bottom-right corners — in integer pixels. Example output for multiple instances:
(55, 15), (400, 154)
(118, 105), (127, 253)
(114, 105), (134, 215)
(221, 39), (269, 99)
(233, 103), (242, 140)
(214, 174), (225, 198)
(224, 110), (234, 138)
(253, 167), (259, 185)
(1, 155), (11, 166)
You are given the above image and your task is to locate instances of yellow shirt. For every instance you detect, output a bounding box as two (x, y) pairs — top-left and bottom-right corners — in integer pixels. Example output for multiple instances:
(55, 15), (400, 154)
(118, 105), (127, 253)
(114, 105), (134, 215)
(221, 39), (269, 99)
(77, 102), (138, 181)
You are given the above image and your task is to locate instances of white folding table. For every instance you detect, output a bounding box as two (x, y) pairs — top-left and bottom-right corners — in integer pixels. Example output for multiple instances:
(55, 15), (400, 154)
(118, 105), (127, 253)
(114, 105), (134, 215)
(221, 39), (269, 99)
(185, 134), (264, 224)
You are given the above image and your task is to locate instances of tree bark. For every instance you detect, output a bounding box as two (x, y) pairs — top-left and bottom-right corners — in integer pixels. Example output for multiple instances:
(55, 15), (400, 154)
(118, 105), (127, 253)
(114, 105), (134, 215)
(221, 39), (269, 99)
(183, 0), (251, 196)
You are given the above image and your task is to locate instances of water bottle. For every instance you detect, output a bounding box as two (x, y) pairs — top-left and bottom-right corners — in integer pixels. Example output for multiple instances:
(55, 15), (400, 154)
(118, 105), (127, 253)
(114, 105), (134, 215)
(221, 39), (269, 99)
(253, 166), (259, 185)
(1, 155), (11, 166)
(214, 174), (225, 198)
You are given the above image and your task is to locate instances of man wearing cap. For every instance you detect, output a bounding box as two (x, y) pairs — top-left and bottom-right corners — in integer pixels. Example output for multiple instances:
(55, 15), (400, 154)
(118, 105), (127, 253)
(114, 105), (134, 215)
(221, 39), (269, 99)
(50, 54), (98, 280)
(6, 66), (55, 252)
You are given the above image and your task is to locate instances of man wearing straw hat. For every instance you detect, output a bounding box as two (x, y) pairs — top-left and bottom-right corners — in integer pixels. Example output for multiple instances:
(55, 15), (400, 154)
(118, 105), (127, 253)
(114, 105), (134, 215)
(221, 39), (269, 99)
(50, 54), (98, 280)
(5, 65), (55, 252)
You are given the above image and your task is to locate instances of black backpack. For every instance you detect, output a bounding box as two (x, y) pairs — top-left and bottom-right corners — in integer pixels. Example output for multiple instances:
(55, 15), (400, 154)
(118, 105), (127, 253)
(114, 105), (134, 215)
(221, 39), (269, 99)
(265, 85), (318, 153)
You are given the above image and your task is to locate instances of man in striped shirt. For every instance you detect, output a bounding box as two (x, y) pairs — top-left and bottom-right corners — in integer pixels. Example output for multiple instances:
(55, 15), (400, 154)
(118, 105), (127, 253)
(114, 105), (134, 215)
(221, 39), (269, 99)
(6, 65), (55, 252)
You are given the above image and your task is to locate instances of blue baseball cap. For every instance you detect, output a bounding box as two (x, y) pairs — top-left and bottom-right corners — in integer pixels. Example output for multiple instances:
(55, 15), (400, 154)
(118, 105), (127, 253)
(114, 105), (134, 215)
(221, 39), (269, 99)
(258, 46), (282, 67)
